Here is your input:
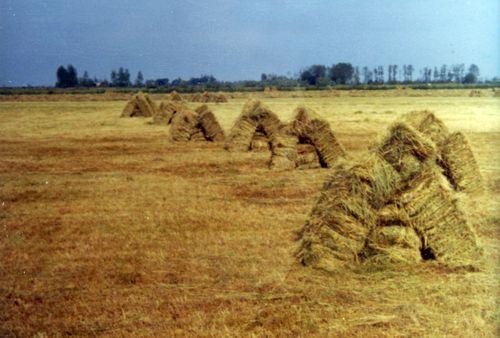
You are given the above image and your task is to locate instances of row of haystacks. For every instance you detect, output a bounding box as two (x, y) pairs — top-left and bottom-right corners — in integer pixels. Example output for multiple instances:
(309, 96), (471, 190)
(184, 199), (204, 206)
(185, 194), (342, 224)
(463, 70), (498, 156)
(224, 100), (346, 170)
(191, 91), (228, 103)
(297, 111), (484, 271)
(120, 93), (225, 142)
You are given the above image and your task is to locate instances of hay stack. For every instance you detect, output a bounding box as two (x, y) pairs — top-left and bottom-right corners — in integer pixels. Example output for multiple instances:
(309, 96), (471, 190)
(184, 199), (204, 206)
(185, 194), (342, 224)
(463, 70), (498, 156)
(225, 99), (283, 151)
(169, 110), (199, 141)
(297, 160), (377, 271)
(191, 92), (228, 103)
(195, 105), (225, 141)
(400, 111), (449, 145)
(169, 91), (184, 102)
(440, 132), (483, 194)
(152, 101), (187, 125)
(121, 93), (157, 117)
(287, 107), (346, 168)
(298, 116), (484, 271)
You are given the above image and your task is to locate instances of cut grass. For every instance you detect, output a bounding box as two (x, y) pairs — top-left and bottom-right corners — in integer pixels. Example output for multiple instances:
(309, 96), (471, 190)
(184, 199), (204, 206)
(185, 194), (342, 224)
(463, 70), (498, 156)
(0, 94), (499, 336)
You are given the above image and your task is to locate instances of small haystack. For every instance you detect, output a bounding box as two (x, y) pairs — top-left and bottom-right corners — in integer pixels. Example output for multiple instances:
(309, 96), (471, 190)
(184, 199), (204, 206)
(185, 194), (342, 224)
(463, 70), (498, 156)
(169, 91), (184, 102)
(169, 110), (199, 141)
(469, 90), (482, 97)
(225, 99), (283, 151)
(195, 105), (225, 141)
(440, 132), (483, 194)
(152, 100), (187, 125)
(281, 107), (345, 168)
(168, 105), (225, 142)
(191, 91), (228, 103)
(400, 110), (449, 145)
(121, 93), (157, 117)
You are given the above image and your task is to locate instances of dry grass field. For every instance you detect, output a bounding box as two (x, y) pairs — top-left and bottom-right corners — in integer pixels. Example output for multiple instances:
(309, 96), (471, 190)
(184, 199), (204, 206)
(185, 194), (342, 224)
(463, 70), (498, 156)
(1, 92), (499, 336)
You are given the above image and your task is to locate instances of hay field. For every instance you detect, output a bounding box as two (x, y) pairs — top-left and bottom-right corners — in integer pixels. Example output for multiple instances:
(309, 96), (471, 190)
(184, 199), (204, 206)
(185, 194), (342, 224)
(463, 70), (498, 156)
(1, 93), (499, 336)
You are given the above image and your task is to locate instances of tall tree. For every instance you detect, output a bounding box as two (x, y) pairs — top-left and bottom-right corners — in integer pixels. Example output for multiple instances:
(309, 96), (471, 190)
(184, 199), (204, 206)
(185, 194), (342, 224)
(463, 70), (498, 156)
(56, 65), (69, 88)
(329, 63), (354, 84)
(66, 65), (78, 87)
(135, 71), (144, 87)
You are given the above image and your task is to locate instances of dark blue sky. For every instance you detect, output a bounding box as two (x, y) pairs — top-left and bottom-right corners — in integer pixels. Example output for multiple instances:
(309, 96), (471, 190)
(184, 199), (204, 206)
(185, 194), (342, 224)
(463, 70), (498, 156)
(0, 0), (498, 86)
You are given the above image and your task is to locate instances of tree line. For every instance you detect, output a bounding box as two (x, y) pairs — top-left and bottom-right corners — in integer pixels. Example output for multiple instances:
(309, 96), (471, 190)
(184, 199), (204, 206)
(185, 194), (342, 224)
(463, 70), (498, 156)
(55, 62), (493, 90)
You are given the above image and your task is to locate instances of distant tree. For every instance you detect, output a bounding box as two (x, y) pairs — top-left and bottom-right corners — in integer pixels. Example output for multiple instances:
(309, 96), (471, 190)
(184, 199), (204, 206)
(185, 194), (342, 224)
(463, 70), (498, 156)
(440, 65), (447, 82)
(111, 67), (131, 87)
(135, 71), (144, 87)
(110, 70), (117, 86)
(261, 73), (268, 82)
(362, 66), (373, 83)
(463, 64), (480, 83)
(56, 66), (69, 88)
(300, 64), (327, 85)
(66, 65), (78, 87)
(407, 65), (414, 82)
(329, 63), (354, 84)
(56, 65), (78, 87)
(433, 67), (439, 82)
(353, 66), (360, 85)
(155, 78), (169, 86)
(79, 71), (95, 87)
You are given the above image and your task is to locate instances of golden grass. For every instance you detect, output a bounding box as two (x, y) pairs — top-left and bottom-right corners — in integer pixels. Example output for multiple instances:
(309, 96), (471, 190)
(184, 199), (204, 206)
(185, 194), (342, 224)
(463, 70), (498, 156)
(0, 94), (499, 336)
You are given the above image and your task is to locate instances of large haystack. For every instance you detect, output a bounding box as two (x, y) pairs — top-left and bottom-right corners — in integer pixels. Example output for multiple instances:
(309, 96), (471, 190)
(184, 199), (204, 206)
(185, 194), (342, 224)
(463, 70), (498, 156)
(224, 99), (283, 151)
(440, 132), (483, 194)
(298, 118), (484, 271)
(152, 100), (187, 125)
(195, 105), (225, 141)
(121, 93), (157, 117)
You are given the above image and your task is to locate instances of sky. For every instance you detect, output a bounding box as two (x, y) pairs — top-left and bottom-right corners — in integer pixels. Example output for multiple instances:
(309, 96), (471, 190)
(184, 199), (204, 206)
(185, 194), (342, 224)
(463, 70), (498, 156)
(0, 0), (498, 86)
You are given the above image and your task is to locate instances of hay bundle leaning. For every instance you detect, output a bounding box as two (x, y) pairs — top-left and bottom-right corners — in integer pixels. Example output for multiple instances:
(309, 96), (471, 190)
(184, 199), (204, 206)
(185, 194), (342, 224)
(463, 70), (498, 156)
(121, 92), (157, 117)
(297, 159), (378, 271)
(224, 99), (283, 151)
(152, 100), (187, 125)
(270, 107), (345, 169)
(195, 105), (225, 141)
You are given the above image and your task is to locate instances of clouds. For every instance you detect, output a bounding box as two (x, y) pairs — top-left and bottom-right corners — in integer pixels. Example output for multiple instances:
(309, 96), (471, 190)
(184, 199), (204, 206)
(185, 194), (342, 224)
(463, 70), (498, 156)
(0, 0), (498, 86)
